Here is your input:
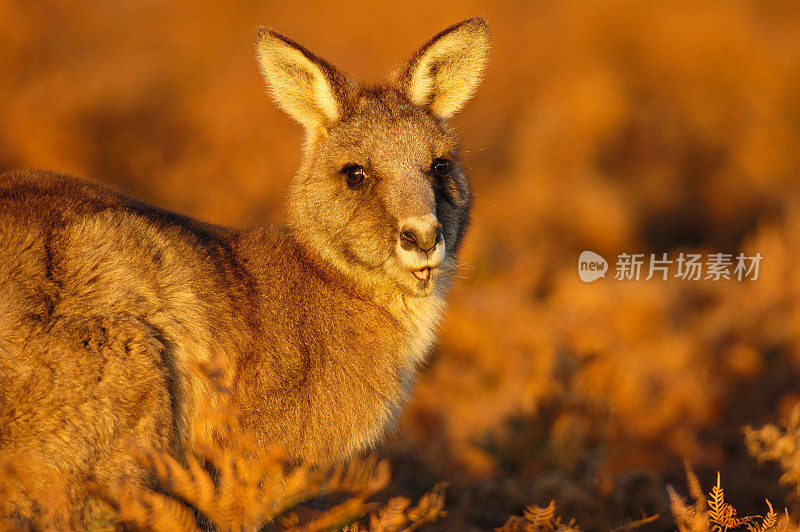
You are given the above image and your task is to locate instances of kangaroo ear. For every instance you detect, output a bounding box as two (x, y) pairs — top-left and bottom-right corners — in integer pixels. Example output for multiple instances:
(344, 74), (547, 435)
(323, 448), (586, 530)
(255, 28), (349, 133)
(402, 18), (490, 119)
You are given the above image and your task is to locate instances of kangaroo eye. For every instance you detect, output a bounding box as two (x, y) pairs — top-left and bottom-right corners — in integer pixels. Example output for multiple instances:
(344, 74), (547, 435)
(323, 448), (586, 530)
(432, 158), (451, 177)
(341, 164), (366, 187)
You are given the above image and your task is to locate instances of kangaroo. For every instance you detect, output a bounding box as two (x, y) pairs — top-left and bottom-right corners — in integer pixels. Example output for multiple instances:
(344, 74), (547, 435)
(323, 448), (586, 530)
(0, 18), (489, 526)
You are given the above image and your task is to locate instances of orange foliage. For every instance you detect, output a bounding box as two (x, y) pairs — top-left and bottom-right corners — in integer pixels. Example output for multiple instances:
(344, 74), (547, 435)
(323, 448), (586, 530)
(3, 1), (800, 529)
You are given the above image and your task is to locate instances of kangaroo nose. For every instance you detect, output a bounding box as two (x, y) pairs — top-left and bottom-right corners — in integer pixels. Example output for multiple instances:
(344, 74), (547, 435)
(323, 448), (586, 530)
(399, 216), (442, 253)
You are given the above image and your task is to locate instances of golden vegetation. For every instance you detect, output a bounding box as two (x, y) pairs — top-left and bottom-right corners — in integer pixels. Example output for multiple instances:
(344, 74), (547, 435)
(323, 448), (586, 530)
(497, 501), (582, 532)
(745, 405), (800, 501)
(82, 362), (449, 531)
(665, 407), (800, 532)
(3, 1), (800, 530)
(6, 409), (800, 531)
(97, 435), (444, 532)
(668, 469), (789, 532)
(4, 398), (448, 531)
(498, 500), (660, 532)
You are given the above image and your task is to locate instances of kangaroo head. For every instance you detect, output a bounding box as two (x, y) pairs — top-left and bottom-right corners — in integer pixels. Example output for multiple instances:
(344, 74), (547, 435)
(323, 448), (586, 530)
(255, 19), (489, 297)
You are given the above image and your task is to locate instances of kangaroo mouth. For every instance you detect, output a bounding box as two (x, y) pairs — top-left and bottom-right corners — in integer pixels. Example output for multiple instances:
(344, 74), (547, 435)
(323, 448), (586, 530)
(412, 267), (430, 282)
(398, 264), (442, 296)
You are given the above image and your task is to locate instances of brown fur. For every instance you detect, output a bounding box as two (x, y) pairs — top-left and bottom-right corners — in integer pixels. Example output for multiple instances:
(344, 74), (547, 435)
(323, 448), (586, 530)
(0, 18), (489, 526)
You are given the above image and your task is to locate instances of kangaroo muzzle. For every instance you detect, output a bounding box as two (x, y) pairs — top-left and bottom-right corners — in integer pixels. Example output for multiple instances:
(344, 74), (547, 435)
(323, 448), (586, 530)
(397, 214), (446, 283)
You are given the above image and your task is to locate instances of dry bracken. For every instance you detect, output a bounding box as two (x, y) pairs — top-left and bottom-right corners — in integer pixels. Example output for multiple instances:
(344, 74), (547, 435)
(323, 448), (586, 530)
(669, 465), (792, 532)
(745, 404), (800, 499)
(89, 400), (446, 531)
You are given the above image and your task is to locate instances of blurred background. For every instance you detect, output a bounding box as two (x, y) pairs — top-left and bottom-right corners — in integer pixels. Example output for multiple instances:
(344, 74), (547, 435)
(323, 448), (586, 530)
(3, 1), (800, 529)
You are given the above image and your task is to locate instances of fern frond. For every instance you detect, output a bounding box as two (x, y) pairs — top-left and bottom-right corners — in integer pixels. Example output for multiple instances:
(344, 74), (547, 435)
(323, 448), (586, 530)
(403, 482), (448, 531)
(103, 486), (201, 532)
(708, 472), (727, 531)
(685, 459), (707, 512)
(283, 497), (371, 532)
(760, 500), (778, 531)
(523, 500), (557, 527)
(495, 499), (584, 531)
(369, 497), (411, 531)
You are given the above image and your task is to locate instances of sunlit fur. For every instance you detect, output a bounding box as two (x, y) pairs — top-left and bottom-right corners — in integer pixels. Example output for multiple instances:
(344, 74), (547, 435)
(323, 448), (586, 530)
(0, 18), (489, 526)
